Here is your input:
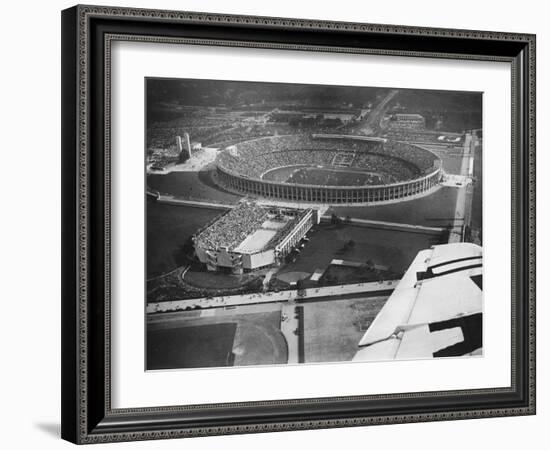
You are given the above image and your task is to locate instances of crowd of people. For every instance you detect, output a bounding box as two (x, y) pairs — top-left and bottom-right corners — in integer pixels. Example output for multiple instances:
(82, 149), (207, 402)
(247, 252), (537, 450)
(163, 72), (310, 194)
(202, 123), (296, 147)
(216, 134), (438, 183)
(147, 113), (233, 150)
(383, 140), (438, 172)
(194, 202), (269, 250)
(353, 153), (418, 181)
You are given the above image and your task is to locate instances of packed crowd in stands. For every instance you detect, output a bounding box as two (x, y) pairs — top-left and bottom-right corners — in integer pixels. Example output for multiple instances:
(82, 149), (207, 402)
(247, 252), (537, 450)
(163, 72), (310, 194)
(382, 141), (437, 172)
(216, 134), (439, 184)
(353, 153), (418, 180)
(194, 202), (269, 250)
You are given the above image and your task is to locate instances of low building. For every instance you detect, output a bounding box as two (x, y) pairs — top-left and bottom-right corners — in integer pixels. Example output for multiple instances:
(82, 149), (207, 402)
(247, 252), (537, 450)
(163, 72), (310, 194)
(389, 113), (426, 130)
(193, 202), (318, 273)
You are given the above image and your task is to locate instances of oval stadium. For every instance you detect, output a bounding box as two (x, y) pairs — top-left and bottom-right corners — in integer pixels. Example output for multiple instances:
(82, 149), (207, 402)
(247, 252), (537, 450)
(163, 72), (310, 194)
(214, 134), (443, 205)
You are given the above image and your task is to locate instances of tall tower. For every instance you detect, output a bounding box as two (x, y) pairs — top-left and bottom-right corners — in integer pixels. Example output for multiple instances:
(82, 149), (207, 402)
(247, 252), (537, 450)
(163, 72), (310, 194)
(184, 133), (192, 159)
(177, 133), (192, 163)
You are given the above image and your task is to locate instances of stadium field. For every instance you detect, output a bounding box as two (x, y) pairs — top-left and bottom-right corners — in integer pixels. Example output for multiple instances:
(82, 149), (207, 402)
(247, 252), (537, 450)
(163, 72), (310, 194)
(147, 323), (237, 369)
(286, 166), (388, 186)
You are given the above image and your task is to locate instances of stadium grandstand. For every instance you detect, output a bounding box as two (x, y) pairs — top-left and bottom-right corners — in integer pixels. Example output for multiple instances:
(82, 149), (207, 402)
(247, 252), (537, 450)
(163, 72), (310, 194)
(214, 134), (442, 204)
(193, 202), (319, 274)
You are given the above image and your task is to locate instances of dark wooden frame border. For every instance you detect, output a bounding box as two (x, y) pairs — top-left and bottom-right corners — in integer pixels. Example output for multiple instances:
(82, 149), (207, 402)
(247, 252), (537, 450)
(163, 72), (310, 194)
(61, 4), (536, 444)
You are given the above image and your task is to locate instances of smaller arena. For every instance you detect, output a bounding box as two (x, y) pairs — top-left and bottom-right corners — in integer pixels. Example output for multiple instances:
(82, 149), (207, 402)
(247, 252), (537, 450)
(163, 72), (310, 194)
(215, 134), (443, 205)
(193, 202), (319, 274)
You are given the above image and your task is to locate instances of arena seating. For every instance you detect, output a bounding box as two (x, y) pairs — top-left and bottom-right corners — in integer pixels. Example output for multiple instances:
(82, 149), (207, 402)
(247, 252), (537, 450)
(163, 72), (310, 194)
(216, 134), (438, 185)
(194, 203), (268, 250)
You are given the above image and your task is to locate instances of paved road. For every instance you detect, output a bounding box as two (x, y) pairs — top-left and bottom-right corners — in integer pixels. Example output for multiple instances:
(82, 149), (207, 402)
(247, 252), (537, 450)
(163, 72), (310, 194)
(448, 133), (475, 243)
(280, 303), (300, 364)
(147, 280), (398, 314)
(353, 89), (399, 135)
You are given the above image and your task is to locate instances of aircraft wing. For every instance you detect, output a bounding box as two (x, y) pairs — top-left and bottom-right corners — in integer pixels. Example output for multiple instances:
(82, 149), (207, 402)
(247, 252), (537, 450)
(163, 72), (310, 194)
(353, 243), (483, 361)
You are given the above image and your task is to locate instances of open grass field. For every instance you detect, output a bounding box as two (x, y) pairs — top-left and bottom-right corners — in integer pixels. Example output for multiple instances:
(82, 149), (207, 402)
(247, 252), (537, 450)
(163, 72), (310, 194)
(146, 202), (222, 279)
(147, 304), (287, 369)
(146, 294), (390, 368)
(184, 269), (260, 290)
(147, 323), (237, 369)
(302, 296), (388, 363)
(231, 309), (287, 366)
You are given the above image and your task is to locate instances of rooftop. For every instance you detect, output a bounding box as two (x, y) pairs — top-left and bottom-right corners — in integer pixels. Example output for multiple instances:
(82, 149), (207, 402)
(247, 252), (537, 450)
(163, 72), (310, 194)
(394, 113), (425, 120)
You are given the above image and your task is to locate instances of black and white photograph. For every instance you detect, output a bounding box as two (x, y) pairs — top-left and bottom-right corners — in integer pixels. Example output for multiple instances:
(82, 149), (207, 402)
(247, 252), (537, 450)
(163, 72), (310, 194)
(145, 78), (483, 370)
(0, 0), (543, 446)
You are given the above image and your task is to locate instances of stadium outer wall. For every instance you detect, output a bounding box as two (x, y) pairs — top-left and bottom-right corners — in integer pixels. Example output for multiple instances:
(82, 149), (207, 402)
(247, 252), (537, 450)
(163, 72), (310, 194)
(215, 138), (443, 205)
(216, 166), (441, 205)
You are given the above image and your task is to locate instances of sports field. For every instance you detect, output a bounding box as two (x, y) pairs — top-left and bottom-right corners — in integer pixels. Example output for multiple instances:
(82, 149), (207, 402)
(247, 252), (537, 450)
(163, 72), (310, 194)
(147, 304), (287, 370)
(286, 167), (387, 186)
(146, 295), (390, 369)
(147, 323), (237, 369)
(231, 309), (288, 366)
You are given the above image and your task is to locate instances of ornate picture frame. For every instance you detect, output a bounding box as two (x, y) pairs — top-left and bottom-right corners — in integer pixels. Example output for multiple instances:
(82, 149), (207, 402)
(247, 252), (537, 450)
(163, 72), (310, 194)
(61, 4), (535, 444)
